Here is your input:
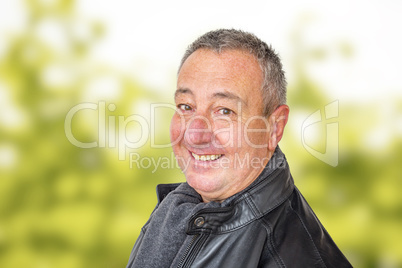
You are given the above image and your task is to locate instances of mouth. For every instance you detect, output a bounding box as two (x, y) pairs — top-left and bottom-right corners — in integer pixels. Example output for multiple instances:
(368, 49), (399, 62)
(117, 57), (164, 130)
(191, 152), (223, 161)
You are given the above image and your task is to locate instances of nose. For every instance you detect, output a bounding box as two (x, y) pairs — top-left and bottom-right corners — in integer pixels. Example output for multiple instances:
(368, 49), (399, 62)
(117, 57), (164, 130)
(185, 116), (213, 146)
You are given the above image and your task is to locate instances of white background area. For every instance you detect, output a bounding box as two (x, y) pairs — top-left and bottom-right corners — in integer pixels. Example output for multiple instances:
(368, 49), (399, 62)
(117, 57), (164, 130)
(1, 0), (401, 102)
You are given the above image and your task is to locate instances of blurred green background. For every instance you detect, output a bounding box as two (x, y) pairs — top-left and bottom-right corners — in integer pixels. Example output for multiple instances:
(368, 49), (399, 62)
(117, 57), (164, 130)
(0, 0), (401, 267)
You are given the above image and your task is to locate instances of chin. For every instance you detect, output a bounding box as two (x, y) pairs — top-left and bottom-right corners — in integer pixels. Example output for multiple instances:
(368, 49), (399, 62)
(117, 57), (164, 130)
(186, 173), (223, 198)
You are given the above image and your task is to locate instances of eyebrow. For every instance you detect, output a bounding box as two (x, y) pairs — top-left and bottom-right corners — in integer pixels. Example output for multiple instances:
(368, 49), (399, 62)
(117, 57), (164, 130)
(212, 91), (246, 106)
(175, 88), (247, 107)
(175, 88), (193, 99)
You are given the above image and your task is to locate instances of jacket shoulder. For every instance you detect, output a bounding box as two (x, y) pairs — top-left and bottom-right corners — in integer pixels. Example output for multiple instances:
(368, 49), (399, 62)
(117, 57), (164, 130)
(260, 187), (352, 267)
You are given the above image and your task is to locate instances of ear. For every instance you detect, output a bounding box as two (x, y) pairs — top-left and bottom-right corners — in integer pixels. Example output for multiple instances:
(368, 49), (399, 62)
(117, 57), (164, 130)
(268, 105), (289, 152)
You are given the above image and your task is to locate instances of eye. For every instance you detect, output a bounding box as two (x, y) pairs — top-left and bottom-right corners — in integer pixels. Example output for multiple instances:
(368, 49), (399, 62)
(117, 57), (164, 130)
(177, 104), (193, 112)
(217, 108), (234, 115)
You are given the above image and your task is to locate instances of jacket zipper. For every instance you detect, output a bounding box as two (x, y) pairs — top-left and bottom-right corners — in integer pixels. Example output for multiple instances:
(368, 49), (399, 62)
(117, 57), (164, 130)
(177, 234), (207, 268)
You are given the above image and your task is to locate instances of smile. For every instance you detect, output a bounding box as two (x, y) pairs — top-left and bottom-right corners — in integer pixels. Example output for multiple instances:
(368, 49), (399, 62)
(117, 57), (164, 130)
(191, 152), (223, 161)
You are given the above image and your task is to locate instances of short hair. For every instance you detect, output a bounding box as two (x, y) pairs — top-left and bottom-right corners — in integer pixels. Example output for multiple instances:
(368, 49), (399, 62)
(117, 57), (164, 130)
(179, 29), (287, 116)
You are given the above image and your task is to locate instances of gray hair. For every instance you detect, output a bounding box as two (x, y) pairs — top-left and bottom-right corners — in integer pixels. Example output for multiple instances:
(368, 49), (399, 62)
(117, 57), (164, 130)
(179, 29), (287, 116)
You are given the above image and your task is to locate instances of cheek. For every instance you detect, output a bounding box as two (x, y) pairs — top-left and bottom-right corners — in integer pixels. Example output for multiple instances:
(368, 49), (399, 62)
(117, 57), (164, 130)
(243, 119), (270, 147)
(212, 120), (238, 148)
(170, 114), (186, 145)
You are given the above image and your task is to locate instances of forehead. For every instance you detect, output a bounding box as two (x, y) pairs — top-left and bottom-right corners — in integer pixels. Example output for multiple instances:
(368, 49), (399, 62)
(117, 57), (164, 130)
(177, 49), (264, 103)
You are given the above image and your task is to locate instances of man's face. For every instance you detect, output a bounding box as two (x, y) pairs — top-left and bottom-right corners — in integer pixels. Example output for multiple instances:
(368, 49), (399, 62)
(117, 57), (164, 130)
(170, 49), (272, 202)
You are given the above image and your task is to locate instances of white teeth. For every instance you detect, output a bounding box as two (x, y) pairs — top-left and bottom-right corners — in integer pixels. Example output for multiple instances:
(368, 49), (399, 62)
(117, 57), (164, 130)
(192, 152), (222, 161)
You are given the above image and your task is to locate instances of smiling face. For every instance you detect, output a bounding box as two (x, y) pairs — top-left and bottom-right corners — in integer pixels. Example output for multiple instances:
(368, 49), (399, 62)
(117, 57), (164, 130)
(170, 49), (280, 202)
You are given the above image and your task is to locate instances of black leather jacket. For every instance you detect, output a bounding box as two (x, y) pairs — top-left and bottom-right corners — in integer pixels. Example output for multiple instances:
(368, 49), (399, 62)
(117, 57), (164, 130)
(127, 158), (352, 267)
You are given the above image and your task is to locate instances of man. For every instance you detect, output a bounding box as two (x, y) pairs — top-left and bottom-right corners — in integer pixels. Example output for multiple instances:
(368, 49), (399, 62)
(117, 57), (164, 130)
(126, 29), (352, 267)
